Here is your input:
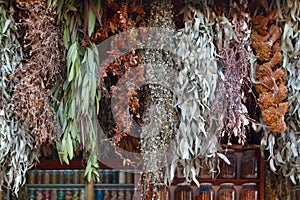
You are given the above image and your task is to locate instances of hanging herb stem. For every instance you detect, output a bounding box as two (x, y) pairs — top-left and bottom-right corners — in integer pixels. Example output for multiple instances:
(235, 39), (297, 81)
(0, 2), (38, 196)
(260, 0), (300, 197)
(210, 0), (255, 145)
(49, 0), (102, 182)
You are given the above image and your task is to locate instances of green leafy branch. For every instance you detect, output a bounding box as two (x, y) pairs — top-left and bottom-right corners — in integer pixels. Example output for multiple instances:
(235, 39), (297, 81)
(49, 0), (102, 182)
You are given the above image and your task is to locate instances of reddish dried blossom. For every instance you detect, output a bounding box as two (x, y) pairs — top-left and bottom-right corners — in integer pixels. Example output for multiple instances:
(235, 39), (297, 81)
(251, 8), (288, 133)
(95, 2), (146, 151)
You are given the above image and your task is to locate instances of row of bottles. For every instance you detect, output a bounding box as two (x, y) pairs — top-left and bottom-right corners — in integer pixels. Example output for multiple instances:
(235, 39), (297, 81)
(28, 188), (85, 200)
(27, 170), (86, 184)
(28, 188), (135, 200)
(27, 169), (135, 185)
(152, 183), (258, 200)
(95, 189), (134, 200)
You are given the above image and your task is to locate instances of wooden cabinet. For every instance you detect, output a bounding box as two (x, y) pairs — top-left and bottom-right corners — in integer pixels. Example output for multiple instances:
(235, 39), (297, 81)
(169, 145), (264, 200)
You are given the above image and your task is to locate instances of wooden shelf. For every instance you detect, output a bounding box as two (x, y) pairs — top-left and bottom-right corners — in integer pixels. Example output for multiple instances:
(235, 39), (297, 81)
(94, 184), (134, 187)
(221, 144), (261, 151)
(34, 159), (137, 170)
(170, 145), (265, 200)
(26, 184), (85, 188)
(35, 159), (85, 170)
(172, 178), (261, 185)
(26, 183), (134, 187)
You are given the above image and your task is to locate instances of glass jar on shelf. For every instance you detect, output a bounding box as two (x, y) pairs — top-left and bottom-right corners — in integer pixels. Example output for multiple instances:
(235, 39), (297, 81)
(112, 169), (119, 184)
(80, 170), (86, 184)
(50, 170), (58, 184)
(73, 170), (79, 184)
(217, 183), (236, 200)
(195, 183), (214, 200)
(36, 170), (43, 184)
(240, 150), (258, 178)
(73, 191), (80, 200)
(96, 190), (104, 200)
(111, 189), (118, 200)
(153, 183), (170, 200)
(80, 188), (85, 200)
(64, 190), (73, 200)
(36, 188), (43, 200)
(58, 170), (64, 184)
(43, 170), (50, 184)
(43, 190), (50, 200)
(125, 170), (134, 184)
(64, 170), (74, 184)
(240, 183), (258, 200)
(118, 189), (125, 200)
(57, 190), (65, 200)
(103, 190), (110, 200)
(27, 170), (36, 184)
(174, 183), (194, 200)
(103, 170), (112, 184)
(125, 188), (133, 200)
(119, 170), (125, 184)
(219, 149), (237, 179)
(28, 188), (35, 200)
(50, 189), (57, 200)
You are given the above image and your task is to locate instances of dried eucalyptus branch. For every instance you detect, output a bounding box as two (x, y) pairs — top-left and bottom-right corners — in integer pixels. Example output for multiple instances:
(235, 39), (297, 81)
(168, 1), (223, 186)
(49, 0), (102, 181)
(0, 2), (38, 196)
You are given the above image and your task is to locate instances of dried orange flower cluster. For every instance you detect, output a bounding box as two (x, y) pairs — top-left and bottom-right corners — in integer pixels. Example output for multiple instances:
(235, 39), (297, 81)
(251, 11), (288, 133)
(94, 3), (146, 84)
(95, 2), (146, 150)
(13, 0), (62, 144)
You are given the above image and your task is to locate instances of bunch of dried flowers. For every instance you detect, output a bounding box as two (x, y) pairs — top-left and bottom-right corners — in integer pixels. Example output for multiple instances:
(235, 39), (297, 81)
(94, 1), (146, 156)
(251, 9), (288, 133)
(13, 0), (62, 145)
(210, 0), (255, 145)
(260, 0), (300, 197)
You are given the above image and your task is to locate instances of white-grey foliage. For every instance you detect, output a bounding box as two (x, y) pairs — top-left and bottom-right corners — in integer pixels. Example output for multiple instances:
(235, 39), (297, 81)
(0, 5), (38, 196)
(168, 3), (226, 186)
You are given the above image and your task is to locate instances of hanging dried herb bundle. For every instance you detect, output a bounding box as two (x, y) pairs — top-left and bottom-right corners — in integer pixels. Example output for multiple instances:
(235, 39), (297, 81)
(49, 0), (102, 181)
(0, 2), (38, 196)
(251, 8), (288, 133)
(260, 0), (300, 196)
(169, 1), (221, 186)
(94, 2), (146, 153)
(210, 0), (255, 145)
(13, 0), (62, 145)
(140, 1), (177, 197)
